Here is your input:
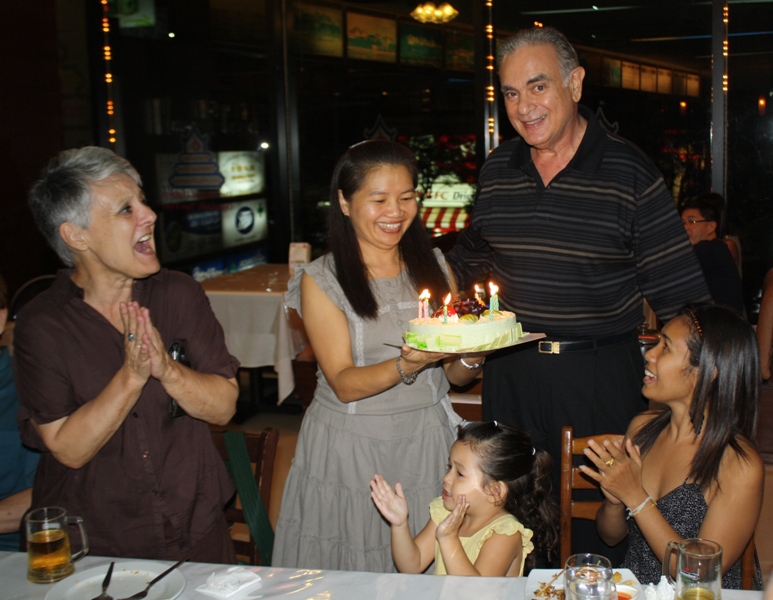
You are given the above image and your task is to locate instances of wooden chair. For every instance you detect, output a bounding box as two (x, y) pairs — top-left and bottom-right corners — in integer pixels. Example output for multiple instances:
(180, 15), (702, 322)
(740, 537), (757, 590)
(560, 426), (624, 564)
(9, 274), (56, 321)
(561, 426), (758, 589)
(210, 427), (279, 565)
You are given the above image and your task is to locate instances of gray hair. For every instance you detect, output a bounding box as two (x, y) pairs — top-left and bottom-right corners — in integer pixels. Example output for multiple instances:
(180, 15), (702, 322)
(28, 147), (142, 266)
(498, 27), (579, 85)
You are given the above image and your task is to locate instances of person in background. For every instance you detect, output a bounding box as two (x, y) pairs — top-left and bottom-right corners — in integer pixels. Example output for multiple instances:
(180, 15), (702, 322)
(0, 273), (40, 551)
(680, 193), (745, 315)
(15, 147), (240, 561)
(370, 421), (558, 576)
(273, 140), (486, 572)
(586, 304), (763, 588)
(445, 26), (710, 559)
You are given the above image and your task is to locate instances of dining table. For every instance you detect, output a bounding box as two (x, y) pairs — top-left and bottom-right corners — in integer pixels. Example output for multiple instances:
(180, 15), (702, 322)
(2, 551), (765, 600)
(200, 264), (308, 412)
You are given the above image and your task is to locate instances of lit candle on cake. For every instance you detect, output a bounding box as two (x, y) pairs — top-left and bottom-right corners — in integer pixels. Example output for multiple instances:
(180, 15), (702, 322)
(443, 293), (452, 324)
(474, 284), (483, 302)
(419, 289), (430, 323)
(488, 283), (499, 319)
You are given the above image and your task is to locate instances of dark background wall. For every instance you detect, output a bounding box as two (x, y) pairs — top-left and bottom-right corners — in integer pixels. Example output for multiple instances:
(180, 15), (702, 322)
(0, 1), (66, 298)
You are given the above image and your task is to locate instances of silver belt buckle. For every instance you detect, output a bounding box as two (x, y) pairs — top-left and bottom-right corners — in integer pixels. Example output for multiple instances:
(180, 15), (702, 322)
(538, 341), (561, 354)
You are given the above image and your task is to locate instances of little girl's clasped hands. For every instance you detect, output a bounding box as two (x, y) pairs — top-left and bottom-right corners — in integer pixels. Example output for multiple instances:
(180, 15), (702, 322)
(370, 421), (559, 576)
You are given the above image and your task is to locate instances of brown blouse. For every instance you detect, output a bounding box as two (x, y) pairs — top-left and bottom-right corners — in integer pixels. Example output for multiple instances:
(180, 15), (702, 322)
(15, 268), (239, 560)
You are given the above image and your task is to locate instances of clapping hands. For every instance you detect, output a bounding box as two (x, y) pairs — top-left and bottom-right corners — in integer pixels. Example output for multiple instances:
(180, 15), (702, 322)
(370, 474), (409, 527)
(580, 437), (645, 506)
(436, 494), (469, 541)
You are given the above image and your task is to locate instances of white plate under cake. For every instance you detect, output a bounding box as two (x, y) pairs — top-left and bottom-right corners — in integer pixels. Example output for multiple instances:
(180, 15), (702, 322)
(406, 308), (527, 352)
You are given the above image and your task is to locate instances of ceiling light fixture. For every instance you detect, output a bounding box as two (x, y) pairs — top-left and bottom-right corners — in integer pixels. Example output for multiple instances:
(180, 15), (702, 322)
(411, 2), (459, 24)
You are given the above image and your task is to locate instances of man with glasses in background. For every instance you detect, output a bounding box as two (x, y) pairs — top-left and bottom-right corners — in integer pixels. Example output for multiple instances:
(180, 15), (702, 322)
(680, 193), (744, 315)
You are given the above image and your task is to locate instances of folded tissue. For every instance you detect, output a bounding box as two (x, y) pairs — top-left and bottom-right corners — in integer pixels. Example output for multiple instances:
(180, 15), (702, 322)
(195, 566), (262, 598)
(644, 576), (676, 600)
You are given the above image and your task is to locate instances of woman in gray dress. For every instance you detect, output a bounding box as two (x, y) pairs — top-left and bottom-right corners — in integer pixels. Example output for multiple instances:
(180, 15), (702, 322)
(273, 140), (486, 571)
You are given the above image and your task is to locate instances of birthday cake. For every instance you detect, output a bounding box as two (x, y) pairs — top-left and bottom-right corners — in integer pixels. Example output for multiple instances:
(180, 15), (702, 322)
(405, 296), (523, 352)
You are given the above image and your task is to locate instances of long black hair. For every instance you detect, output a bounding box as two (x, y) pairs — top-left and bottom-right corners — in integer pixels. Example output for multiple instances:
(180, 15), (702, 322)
(328, 140), (450, 320)
(457, 421), (559, 566)
(633, 303), (759, 490)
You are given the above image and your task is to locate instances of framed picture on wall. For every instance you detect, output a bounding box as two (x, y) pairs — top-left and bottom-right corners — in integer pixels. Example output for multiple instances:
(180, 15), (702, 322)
(400, 22), (442, 67)
(347, 12), (396, 62)
(445, 29), (474, 71)
(296, 3), (343, 58)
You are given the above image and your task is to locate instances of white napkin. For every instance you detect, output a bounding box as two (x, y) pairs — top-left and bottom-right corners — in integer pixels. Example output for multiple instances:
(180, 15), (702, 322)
(195, 566), (262, 598)
(657, 576), (675, 600)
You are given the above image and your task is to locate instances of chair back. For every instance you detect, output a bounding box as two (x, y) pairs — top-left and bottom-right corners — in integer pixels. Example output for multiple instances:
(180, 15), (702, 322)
(740, 537), (757, 590)
(9, 275), (56, 320)
(560, 426), (623, 564)
(211, 427), (279, 565)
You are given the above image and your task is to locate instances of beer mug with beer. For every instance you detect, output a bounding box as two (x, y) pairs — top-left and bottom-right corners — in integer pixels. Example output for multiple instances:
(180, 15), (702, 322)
(25, 506), (89, 583)
(662, 538), (723, 600)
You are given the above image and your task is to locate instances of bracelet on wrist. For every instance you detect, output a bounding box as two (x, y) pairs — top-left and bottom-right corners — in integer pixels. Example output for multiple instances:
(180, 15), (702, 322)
(459, 357), (485, 370)
(626, 495), (657, 519)
(396, 356), (419, 385)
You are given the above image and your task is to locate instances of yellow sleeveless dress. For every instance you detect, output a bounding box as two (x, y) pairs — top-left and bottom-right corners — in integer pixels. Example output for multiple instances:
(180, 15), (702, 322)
(429, 497), (534, 576)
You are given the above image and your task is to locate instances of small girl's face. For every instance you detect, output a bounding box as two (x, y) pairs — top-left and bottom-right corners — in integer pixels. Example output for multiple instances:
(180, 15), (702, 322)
(442, 441), (491, 512)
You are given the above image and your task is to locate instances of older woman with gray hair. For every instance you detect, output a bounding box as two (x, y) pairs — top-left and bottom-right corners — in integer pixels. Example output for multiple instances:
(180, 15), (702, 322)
(15, 146), (240, 562)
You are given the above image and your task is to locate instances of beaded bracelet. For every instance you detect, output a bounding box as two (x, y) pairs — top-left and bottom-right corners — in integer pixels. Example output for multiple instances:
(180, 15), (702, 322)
(396, 356), (418, 385)
(626, 495), (657, 519)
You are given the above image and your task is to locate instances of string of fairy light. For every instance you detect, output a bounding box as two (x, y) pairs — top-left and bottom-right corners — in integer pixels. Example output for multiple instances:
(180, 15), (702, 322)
(722, 4), (729, 94)
(484, 0), (496, 153)
(101, 0), (117, 148)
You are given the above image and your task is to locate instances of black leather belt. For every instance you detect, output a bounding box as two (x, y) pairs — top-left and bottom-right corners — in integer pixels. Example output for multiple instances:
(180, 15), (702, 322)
(537, 331), (636, 355)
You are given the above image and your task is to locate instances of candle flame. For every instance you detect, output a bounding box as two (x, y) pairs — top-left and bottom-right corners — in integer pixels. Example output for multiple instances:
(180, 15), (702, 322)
(443, 293), (452, 305)
(474, 284), (482, 293)
(488, 283), (498, 295)
(419, 289), (430, 300)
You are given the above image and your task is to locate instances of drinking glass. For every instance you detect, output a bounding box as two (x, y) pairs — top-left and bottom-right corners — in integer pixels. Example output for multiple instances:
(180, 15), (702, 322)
(565, 553), (616, 600)
(663, 538), (722, 600)
(25, 506), (89, 583)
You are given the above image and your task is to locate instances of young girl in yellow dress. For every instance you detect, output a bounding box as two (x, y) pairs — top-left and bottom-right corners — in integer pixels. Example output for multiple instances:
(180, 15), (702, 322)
(370, 421), (558, 576)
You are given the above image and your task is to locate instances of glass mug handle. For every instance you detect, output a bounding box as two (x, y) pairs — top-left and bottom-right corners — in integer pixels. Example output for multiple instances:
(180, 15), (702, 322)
(662, 541), (679, 585)
(65, 515), (89, 561)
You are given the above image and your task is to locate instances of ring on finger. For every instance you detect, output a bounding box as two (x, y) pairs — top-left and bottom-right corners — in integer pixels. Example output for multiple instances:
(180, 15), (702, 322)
(605, 458), (615, 467)
(127, 333), (136, 342)
(136, 343), (143, 349)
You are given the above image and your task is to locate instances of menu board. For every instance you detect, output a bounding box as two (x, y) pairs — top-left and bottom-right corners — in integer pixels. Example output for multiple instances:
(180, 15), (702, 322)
(154, 127), (270, 264)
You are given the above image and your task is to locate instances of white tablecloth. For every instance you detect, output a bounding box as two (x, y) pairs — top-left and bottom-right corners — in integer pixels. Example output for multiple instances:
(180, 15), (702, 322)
(2, 552), (764, 600)
(201, 264), (308, 404)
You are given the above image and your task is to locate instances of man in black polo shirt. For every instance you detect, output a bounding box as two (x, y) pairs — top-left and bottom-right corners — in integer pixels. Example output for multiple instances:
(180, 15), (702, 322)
(446, 26), (710, 559)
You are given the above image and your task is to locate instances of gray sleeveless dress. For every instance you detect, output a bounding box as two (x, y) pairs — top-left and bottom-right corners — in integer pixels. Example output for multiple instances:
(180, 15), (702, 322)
(272, 250), (455, 572)
(621, 482), (762, 589)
